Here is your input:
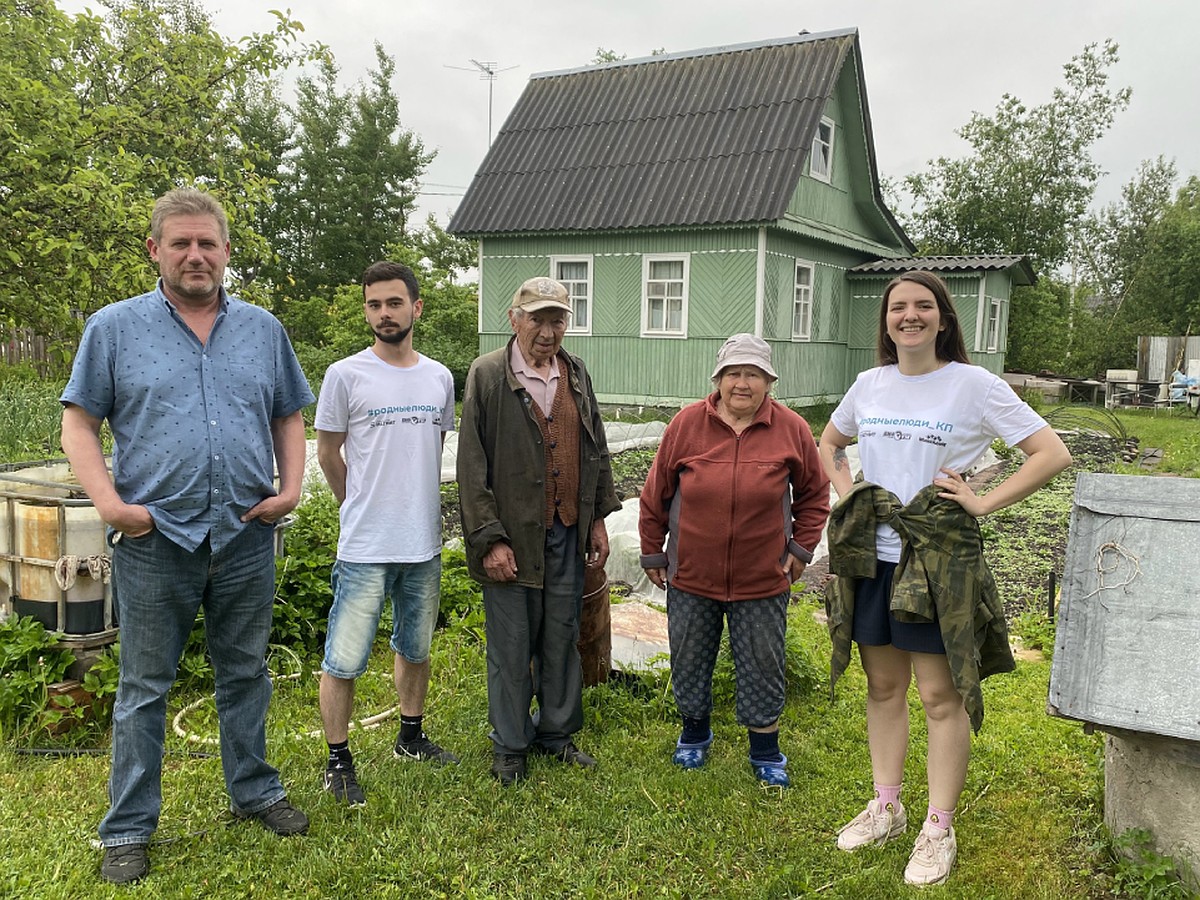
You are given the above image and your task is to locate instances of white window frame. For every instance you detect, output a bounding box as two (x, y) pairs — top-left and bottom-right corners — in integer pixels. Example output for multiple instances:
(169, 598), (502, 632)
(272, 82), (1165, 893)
(809, 116), (835, 183)
(985, 297), (1002, 352)
(551, 255), (593, 334)
(641, 253), (690, 338)
(792, 260), (815, 341)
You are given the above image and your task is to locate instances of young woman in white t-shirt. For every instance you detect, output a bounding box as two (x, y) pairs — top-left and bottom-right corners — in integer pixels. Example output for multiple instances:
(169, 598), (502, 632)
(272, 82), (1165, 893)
(818, 270), (1072, 886)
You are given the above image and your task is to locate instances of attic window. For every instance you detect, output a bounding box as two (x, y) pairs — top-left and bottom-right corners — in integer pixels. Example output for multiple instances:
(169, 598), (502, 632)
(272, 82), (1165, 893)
(810, 117), (835, 182)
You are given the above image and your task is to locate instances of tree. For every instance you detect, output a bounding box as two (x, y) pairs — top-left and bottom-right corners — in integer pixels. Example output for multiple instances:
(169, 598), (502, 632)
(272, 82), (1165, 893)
(1076, 157), (1177, 310)
(899, 41), (1132, 372)
(284, 55), (353, 302)
(230, 78), (296, 294)
(1005, 280), (1071, 374)
(0, 0), (307, 356)
(1122, 177), (1200, 336)
(257, 44), (432, 318)
(902, 41), (1131, 274)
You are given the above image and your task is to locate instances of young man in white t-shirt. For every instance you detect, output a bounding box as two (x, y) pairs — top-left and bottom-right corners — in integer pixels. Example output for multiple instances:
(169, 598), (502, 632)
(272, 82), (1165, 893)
(314, 261), (457, 806)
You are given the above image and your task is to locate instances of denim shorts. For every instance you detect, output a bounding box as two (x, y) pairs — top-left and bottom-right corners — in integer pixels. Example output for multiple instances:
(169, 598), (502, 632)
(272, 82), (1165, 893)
(322, 555), (442, 679)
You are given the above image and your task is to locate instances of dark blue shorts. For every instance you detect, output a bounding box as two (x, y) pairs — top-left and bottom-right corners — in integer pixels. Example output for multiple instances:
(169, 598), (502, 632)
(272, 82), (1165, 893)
(851, 561), (946, 654)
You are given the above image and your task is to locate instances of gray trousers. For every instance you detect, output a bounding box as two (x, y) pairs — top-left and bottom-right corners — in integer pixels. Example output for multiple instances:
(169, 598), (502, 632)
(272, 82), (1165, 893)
(482, 519), (584, 754)
(667, 586), (789, 728)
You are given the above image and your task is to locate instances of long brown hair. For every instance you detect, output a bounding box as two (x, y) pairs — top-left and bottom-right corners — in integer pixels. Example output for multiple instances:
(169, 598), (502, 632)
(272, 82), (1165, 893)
(876, 270), (971, 366)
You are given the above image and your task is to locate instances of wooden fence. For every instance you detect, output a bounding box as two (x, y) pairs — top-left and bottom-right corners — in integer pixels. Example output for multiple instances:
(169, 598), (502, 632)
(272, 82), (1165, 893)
(1, 327), (54, 372)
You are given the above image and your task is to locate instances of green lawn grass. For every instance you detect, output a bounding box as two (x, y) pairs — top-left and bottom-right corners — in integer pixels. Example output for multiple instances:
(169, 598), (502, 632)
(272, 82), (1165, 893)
(7, 393), (1199, 896)
(0, 602), (1111, 898)
(1111, 407), (1200, 476)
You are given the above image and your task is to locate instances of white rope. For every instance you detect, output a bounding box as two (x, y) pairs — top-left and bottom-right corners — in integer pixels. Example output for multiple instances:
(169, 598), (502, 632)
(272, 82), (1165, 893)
(170, 671), (400, 746)
(53, 554), (112, 591)
(1080, 541), (1142, 601)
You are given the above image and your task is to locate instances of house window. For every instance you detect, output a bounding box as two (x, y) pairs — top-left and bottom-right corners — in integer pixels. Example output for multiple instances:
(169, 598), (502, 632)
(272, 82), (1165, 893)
(793, 261), (814, 340)
(642, 254), (689, 337)
(552, 256), (592, 333)
(985, 298), (1002, 351)
(809, 117), (834, 183)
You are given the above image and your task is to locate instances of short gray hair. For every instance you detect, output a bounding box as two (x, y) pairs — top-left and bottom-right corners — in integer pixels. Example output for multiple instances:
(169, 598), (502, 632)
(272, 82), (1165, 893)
(150, 187), (230, 244)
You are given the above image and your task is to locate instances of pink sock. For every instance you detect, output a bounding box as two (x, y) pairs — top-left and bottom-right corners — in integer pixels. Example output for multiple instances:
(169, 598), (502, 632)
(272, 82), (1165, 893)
(873, 783), (902, 808)
(925, 803), (954, 831)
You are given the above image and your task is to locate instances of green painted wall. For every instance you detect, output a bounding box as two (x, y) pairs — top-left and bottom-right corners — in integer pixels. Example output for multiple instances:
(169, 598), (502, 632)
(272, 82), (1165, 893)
(783, 53), (904, 252)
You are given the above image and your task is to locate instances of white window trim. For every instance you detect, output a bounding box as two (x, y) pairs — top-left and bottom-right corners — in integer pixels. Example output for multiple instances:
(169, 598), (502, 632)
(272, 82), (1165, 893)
(792, 259), (815, 341)
(809, 116), (835, 183)
(640, 253), (690, 338)
(551, 255), (593, 335)
(985, 297), (1002, 352)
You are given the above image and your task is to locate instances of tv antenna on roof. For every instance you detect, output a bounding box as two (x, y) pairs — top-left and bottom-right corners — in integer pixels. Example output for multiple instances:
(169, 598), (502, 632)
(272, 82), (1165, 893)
(446, 59), (518, 148)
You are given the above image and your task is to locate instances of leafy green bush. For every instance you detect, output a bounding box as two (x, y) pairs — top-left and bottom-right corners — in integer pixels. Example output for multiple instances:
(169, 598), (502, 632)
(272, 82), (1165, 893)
(270, 492), (491, 655)
(0, 615), (74, 735)
(81, 643), (120, 716)
(438, 546), (484, 642)
(272, 487), (340, 659)
(1012, 610), (1057, 655)
(1110, 828), (1194, 899)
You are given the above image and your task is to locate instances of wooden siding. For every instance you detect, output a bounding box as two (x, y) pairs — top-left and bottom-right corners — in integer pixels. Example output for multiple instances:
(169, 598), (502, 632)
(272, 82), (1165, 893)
(772, 340), (850, 403)
(479, 230), (763, 340)
(783, 55), (902, 251)
(477, 332), (848, 406)
(844, 347), (876, 383)
(593, 255), (641, 336)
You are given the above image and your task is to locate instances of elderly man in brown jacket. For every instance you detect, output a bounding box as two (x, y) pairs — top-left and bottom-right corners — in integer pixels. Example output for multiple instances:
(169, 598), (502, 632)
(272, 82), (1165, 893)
(457, 277), (621, 785)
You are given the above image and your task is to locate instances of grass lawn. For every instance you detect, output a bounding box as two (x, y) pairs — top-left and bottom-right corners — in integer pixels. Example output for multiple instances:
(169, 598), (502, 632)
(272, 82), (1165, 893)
(6, 399), (1199, 896)
(1, 602), (1110, 898)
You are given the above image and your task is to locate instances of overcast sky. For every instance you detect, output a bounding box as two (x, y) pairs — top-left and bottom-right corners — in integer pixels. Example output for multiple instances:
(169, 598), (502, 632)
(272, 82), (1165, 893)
(60, 0), (1200, 228)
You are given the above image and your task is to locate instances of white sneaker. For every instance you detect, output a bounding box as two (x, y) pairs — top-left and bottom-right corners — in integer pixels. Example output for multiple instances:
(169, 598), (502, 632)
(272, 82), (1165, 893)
(904, 820), (957, 886)
(836, 798), (907, 851)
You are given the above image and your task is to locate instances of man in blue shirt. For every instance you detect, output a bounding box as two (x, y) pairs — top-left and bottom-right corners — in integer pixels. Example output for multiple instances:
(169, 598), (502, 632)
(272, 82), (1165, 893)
(61, 187), (315, 885)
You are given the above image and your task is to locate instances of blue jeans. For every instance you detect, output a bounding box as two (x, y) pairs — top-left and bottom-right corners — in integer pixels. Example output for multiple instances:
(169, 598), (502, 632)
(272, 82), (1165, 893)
(322, 556), (443, 679)
(100, 523), (284, 847)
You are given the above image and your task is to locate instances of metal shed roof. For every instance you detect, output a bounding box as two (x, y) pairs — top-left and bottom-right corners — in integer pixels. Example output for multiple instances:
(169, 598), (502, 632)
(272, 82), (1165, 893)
(449, 29), (871, 236)
(847, 255), (1037, 285)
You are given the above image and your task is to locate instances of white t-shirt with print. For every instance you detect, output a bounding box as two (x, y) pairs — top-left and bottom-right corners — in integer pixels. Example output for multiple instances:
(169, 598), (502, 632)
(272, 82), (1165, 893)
(314, 349), (455, 563)
(830, 361), (1047, 562)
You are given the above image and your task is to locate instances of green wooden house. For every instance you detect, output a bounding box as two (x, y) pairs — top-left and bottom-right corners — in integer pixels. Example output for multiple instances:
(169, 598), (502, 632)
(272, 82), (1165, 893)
(448, 28), (1033, 405)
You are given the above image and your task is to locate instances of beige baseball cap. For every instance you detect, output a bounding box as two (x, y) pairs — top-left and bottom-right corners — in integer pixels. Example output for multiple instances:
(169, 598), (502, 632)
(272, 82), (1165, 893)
(511, 277), (572, 313)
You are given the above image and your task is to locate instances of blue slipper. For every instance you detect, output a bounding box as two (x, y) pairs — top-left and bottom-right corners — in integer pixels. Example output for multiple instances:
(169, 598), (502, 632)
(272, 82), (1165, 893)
(751, 753), (790, 787)
(672, 730), (714, 769)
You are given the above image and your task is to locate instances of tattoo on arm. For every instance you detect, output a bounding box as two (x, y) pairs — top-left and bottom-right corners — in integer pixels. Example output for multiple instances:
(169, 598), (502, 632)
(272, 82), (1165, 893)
(833, 447), (848, 471)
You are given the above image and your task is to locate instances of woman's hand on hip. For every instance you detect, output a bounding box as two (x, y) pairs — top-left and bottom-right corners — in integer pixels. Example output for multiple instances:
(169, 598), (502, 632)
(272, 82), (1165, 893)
(934, 467), (989, 517)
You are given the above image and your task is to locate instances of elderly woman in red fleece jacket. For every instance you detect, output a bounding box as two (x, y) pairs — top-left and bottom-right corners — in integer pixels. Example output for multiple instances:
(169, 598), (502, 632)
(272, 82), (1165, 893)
(639, 333), (830, 786)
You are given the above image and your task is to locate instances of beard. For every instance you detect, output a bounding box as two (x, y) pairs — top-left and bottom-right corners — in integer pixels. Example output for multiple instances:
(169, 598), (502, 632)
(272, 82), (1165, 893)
(373, 322), (413, 344)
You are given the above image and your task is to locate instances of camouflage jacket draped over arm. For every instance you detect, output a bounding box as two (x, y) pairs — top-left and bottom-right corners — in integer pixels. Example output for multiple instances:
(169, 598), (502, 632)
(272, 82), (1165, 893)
(824, 481), (1016, 733)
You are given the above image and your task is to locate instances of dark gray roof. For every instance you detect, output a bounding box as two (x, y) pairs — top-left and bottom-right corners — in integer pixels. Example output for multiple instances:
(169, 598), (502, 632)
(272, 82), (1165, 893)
(848, 255), (1037, 286)
(450, 29), (872, 235)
